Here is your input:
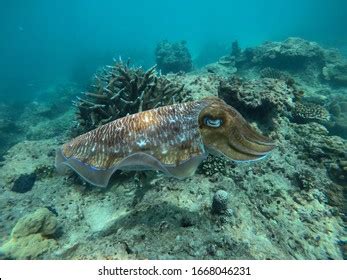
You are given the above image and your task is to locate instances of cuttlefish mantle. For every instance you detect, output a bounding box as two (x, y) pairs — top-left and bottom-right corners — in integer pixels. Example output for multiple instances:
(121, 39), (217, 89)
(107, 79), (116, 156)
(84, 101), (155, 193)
(55, 97), (275, 187)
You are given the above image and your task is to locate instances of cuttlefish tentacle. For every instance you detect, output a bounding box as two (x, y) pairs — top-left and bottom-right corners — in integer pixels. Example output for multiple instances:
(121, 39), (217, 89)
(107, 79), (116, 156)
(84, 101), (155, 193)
(56, 97), (275, 187)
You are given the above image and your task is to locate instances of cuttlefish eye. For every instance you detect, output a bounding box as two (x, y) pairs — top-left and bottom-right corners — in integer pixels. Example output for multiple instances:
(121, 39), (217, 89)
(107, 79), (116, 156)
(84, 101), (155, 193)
(203, 116), (223, 128)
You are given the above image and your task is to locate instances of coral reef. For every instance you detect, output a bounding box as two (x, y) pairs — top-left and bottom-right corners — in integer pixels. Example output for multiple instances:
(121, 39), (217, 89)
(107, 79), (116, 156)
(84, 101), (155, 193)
(155, 40), (193, 74)
(223, 38), (346, 91)
(218, 76), (296, 122)
(250, 37), (325, 70)
(176, 73), (220, 100)
(322, 62), (347, 86)
(75, 59), (191, 132)
(0, 208), (58, 259)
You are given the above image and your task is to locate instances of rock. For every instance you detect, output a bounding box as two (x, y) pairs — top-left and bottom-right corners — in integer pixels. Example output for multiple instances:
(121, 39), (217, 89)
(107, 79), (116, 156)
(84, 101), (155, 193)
(0, 208), (58, 259)
(11, 173), (36, 193)
(11, 208), (58, 238)
(1, 233), (57, 260)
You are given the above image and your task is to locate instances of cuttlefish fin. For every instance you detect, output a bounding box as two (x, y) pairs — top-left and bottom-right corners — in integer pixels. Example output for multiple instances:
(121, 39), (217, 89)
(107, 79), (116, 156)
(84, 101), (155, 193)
(55, 149), (115, 188)
(55, 149), (207, 187)
(165, 154), (207, 178)
(117, 152), (207, 178)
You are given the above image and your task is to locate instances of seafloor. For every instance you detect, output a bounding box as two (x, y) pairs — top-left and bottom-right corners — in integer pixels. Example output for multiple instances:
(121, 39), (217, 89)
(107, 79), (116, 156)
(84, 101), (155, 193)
(0, 37), (346, 260)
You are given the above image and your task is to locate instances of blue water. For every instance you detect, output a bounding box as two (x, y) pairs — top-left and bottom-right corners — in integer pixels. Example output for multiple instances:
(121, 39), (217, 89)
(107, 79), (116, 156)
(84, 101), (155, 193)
(0, 0), (346, 102)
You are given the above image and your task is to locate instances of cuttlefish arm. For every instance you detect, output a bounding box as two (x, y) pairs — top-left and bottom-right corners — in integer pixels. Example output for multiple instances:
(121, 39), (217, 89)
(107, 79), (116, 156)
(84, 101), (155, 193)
(56, 97), (275, 187)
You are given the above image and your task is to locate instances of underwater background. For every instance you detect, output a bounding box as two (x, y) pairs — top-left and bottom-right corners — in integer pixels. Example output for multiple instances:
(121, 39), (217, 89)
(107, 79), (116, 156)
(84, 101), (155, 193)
(0, 0), (346, 259)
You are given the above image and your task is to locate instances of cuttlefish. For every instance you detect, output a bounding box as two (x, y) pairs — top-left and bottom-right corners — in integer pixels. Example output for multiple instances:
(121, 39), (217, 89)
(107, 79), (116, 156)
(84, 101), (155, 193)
(56, 97), (275, 187)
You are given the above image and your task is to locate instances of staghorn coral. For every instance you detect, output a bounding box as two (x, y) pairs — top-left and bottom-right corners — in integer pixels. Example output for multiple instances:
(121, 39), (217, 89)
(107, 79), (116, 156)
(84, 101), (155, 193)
(75, 59), (191, 132)
(218, 76), (295, 121)
(155, 40), (193, 74)
(292, 102), (330, 123)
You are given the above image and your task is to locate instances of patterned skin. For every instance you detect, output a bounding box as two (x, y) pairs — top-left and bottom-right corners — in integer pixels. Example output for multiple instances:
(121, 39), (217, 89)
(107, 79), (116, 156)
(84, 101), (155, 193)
(56, 97), (275, 187)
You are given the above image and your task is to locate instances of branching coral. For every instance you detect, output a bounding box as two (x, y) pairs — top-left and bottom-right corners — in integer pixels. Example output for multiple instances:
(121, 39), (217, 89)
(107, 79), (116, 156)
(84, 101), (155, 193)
(155, 40), (193, 74)
(74, 59), (191, 132)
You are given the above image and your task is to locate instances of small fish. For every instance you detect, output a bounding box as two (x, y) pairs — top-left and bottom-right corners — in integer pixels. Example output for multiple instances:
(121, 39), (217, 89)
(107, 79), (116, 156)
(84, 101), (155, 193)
(56, 97), (275, 187)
